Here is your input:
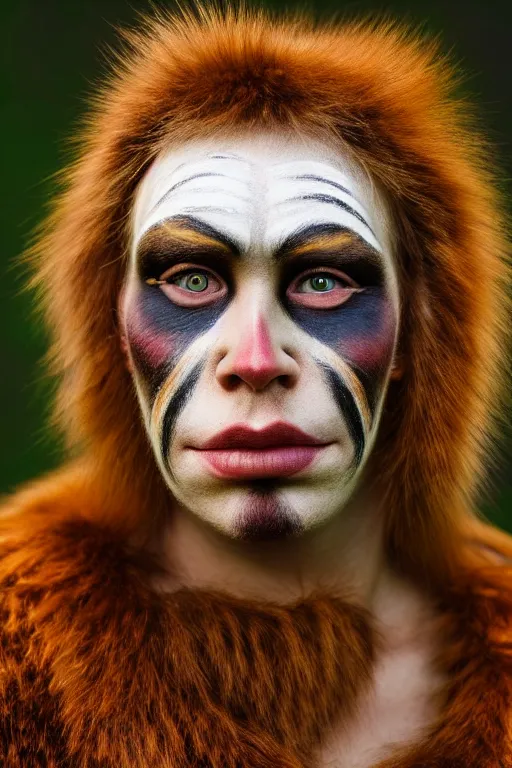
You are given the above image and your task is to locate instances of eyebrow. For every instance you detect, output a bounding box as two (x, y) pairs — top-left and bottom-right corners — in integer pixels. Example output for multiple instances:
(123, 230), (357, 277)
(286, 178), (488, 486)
(292, 174), (354, 199)
(208, 153), (242, 160)
(151, 173), (227, 214)
(135, 215), (241, 275)
(274, 222), (382, 263)
(290, 193), (376, 239)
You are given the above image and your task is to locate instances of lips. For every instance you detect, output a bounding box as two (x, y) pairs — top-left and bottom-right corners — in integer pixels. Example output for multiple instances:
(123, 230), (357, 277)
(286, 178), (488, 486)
(192, 422), (329, 479)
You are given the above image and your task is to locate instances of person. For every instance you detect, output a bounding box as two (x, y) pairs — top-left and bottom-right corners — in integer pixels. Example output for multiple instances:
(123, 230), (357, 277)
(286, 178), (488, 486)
(1, 7), (511, 767)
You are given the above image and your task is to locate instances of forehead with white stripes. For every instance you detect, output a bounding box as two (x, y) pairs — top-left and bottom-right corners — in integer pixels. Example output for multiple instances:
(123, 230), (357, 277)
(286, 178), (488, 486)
(122, 133), (400, 540)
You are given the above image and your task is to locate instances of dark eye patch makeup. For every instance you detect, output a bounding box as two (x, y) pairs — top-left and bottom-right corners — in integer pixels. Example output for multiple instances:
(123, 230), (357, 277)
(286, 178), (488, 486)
(136, 215), (241, 282)
(123, 143), (400, 541)
(129, 217), (396, 412)
(276, 224), (395, 410)
(129, 216), (240, 398)
(279, 249), (384, 291)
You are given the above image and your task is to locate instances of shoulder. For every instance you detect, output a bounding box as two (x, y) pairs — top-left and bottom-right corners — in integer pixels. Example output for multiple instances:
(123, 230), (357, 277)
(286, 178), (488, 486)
(0, 460), (155, 597)
(0, 467), (162, 767)
(0, 465), (121, 627)
(0, 472), (81, 768)
(0, 464), (157, 620)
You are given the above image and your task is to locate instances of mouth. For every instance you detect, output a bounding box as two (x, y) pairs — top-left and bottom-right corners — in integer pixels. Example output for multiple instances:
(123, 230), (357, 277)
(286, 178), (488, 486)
(190, 421), (331, 479)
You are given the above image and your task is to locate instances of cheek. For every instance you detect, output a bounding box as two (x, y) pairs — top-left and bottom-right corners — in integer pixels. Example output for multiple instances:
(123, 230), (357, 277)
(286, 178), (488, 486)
(123, 291), (176, 397)
(125, 305), (176, 370)
(124, 283), (229, 400)
(287, 288), (397, 409)
(336, 295), (396, 374)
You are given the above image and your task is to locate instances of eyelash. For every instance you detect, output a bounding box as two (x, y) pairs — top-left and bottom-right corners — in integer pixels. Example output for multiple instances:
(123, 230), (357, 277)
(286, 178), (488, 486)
(288, 266), (359, 291)
(145, 262), (362, 308)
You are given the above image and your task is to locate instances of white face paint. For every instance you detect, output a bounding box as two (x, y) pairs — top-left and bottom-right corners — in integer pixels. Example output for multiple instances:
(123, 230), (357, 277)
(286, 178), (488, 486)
(122, 132), (399, 541)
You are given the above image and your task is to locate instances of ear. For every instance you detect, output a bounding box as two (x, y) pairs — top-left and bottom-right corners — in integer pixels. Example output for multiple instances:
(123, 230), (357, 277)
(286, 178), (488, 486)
(117, 286), (134, 374)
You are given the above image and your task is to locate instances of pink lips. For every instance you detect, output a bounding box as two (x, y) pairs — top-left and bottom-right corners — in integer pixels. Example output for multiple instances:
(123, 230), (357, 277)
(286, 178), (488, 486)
(192, 422), (329, 479)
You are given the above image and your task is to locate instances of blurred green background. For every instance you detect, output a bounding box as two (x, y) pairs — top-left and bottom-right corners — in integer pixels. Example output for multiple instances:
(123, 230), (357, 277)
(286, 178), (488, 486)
(2, 0), (511, 527)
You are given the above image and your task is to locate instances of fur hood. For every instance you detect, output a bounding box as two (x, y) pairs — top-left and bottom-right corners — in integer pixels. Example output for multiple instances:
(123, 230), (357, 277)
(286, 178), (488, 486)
(24, 5), (509, 581)
(1, 6), (512, 766)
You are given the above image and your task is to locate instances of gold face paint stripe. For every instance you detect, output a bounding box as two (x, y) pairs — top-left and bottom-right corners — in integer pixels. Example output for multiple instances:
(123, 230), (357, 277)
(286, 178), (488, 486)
(322, 347), (371, 435)
(150, 332), (213, 454)
(306, 336), (372, 437)
(137, 221), (232, 259)
(288, 231), (356, 256)
(160, 221), (231, 251)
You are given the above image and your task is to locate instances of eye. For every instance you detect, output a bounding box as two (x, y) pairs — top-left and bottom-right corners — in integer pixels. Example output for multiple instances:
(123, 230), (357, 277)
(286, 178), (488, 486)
(287, 268), (362, 309)
(147, 264), (227, 307)
(300, 274), (337, 293)
(174, 271), (210, 292)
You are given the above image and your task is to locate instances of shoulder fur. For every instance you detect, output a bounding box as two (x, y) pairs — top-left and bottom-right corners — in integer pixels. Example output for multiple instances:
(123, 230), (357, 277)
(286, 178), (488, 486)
(0, 494), (376, 767)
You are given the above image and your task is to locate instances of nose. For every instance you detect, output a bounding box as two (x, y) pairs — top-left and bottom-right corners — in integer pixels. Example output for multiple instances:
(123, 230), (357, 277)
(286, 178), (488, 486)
(216, 313), (300, 392)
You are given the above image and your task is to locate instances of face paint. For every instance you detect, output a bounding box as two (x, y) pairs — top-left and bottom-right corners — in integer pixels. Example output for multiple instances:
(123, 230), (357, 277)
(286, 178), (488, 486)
(122, 133), (399, 540)
(234, 484), (303, 542)
(279, 225), (395, 411)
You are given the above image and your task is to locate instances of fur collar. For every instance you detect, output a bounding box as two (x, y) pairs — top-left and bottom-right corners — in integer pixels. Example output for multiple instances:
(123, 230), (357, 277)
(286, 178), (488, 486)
(1, 513), (512, 767)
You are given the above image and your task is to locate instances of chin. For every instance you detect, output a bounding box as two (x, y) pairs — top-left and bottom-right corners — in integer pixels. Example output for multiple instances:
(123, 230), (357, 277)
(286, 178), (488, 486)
(167, 441), (359, 540)
(174, 476), (356, 544)
(227, 481), (301, 541)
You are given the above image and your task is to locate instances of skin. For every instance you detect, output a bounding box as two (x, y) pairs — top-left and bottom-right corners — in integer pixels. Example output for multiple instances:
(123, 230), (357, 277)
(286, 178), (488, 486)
(123, 132), (399, 542)
(121, 133), (441, 764)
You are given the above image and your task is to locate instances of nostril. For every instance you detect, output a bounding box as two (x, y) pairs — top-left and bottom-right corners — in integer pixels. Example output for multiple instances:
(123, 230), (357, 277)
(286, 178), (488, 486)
(224, 373), (240, 391)
(277, 373), (293, 388)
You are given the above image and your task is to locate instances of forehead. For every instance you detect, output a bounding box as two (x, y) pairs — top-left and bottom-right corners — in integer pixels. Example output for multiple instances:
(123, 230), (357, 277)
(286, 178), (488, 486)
(131, 132), (394, 259)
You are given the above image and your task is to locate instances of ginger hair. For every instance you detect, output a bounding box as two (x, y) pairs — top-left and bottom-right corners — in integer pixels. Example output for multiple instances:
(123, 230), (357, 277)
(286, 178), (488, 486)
(26, 6), (510, 586)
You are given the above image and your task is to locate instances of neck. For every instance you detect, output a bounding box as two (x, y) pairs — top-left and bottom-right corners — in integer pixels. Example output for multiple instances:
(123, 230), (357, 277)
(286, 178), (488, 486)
(155, 486), (438, 650)
(158, 486), (402, 609)
(150, 486), (442, 762)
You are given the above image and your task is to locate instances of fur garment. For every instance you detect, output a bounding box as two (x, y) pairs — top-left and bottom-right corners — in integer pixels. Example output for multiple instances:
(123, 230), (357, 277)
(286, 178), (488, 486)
(2, 6), (512, 766)
(1, 505), (512, 766)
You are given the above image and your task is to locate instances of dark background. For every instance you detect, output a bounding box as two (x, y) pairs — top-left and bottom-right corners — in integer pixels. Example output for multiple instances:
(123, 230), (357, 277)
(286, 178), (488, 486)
(2, 1), (511, 528)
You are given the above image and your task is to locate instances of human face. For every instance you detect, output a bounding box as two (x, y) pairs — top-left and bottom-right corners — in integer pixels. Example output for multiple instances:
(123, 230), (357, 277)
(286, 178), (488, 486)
(122, 133), (399, 540)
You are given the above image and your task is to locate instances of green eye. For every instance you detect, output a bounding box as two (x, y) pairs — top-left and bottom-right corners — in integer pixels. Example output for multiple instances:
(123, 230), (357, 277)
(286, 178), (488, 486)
(176, 272), (209, 292)
(306, 274), (336, 292)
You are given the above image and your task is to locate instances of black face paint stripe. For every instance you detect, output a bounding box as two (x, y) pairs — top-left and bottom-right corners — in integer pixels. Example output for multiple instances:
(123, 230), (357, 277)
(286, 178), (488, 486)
(292, 174), (353, 200)
(152, 173), (226, 212)
(317, 361), (366, 466)
(284, 287), (391, 413)
(292, 194), (376, 239)
(160, 360), (205, 462)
